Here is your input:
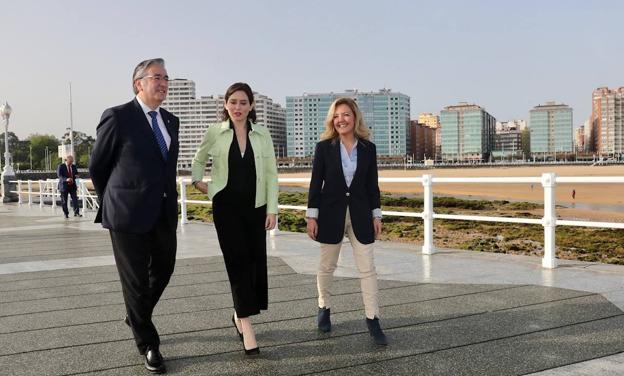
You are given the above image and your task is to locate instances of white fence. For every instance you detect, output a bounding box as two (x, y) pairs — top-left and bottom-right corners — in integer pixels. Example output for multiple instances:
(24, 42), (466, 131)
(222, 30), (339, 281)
(10, 173), (624, 269)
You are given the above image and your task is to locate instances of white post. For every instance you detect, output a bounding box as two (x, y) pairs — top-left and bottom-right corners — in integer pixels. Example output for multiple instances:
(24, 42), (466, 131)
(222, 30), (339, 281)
(17, 180), (22, 204)
(79, 180), (87, 212)
(39, 180), (44, 207)
(421, 174), (435, 254)
(27, 180), (32, 205)
(270, 214), (279, 237)
(179, 179), (188, 225)
(51, 181), (57, 208)
(541, 173), (557, 268)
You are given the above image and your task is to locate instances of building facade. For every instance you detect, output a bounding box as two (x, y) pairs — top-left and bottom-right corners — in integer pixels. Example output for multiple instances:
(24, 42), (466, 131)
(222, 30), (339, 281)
(409, 121), (436, 161)
(286, 89), (410, 157)
(591, 87), (624, 158)
(575, 125), (585, 153)
(440, 103), (496, 162)
(529, 102), (573, 158)
(418, 112), (441, 160)
(162, 79), (286, 170)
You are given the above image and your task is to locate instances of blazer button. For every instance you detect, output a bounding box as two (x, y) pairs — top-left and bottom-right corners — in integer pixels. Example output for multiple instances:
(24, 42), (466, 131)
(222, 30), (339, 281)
(346, 192), (350, 197)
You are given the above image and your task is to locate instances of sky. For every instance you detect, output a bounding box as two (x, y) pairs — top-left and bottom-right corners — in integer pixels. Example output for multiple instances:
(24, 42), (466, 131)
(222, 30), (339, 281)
(0, 0), (622, 139)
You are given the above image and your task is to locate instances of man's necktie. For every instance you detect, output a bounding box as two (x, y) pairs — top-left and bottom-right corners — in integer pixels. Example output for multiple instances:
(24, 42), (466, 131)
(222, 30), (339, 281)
(148, 111), (168, 160)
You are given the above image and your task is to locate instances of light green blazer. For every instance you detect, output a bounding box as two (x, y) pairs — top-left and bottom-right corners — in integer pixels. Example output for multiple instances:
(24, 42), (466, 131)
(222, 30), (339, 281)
(191, 121), (279, 214)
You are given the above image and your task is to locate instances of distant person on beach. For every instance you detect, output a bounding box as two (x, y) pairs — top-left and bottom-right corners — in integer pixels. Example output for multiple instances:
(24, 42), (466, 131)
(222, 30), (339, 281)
(191, 82), (278, 356)
(305, 97), (388, 345)
(57, 155), (81, 218)
(572, 189), (576, 200)
(89, 58), (179, 374)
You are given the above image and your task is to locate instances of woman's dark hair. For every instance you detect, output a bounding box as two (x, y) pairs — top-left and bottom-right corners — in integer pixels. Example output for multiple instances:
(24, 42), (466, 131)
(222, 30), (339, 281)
(221, 82), (257, 122)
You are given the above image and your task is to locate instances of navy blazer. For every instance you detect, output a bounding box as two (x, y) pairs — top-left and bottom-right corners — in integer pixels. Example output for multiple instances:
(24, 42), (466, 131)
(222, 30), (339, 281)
(89, 99), (180, 234)
(57, 163), (79, 192)
(307, 138), (381, 245)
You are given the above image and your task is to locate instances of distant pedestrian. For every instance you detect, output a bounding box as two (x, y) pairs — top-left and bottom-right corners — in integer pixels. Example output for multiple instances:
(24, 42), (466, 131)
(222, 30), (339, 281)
(57, 155), (81, 218)
(572, 189), (576, 200)
(530, 184), (534, 191)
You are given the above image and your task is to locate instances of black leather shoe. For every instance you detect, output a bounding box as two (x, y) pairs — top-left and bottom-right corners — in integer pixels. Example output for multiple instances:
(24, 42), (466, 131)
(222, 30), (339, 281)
(74, 212), (82, 217)
(64, 214), (69, 219)
(366, 317), (388, 346)
(144, 348), (166, 374)
(124, 316), (131, 328)
(317, 307), (331, 333)
(231, 315), (243, 341)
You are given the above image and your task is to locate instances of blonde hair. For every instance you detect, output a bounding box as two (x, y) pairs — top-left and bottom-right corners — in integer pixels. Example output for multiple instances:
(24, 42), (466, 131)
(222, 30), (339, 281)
(320, 97), (370, 141)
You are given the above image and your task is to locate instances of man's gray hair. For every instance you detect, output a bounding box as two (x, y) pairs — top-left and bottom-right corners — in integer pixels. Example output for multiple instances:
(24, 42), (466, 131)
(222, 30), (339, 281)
(132, 58), (165, 94)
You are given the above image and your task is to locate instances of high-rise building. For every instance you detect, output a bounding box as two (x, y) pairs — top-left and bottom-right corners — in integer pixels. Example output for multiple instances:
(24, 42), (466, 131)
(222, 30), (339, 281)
(583, 119), (592, 153)
(440, 102), (496, 162)
(286, 89), (410, 157)
(575, 126), (585, 153)
(418, 112), (441, 160)
(493, 121), (522, 160)
(418, 113), (440, 128)
(162, 79), (286, 170)
(409, 121), (436, 161)
(529, 101), (573, 157)
(591, 87), (624, 157)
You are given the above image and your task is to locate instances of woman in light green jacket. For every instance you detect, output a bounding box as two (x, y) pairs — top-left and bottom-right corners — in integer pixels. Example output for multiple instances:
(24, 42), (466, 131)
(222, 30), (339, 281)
(191, 82), (278, 355)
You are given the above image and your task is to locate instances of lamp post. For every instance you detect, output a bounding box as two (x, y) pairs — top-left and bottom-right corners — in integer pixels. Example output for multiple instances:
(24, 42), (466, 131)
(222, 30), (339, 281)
(1, 102), (17, 202)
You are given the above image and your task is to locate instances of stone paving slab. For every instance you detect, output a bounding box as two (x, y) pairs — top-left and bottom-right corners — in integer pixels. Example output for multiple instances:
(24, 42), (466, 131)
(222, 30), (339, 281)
(1, 256), (623, 375)
(1, 203), (624, 375)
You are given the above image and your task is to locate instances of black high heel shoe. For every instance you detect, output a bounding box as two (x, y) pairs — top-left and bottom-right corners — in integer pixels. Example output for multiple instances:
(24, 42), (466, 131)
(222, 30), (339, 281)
(231, 315), (243, 342)
(243, 339), (260, 356)
(240, 325), (260, 355)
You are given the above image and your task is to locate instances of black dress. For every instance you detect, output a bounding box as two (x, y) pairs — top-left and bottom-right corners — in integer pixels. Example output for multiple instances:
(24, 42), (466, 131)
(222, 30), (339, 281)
(212, 122), (268, 318)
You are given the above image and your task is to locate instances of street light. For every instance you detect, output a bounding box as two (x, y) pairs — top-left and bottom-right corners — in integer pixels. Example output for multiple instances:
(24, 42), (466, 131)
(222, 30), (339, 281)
(1, 102), (17, 202)
(1, 102), (13, 175)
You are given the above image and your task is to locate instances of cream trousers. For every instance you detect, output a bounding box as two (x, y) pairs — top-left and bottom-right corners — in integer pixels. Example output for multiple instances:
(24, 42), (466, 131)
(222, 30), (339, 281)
(317, 208), (379, 319)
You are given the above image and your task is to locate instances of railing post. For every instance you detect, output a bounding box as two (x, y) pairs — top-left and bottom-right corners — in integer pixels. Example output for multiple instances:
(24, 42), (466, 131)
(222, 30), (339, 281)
(27, 180), (33, 205)
(179, 179), (188, 225)
(39, 180), (44, 208)
(421, 174), (435, 254)
(51, 181), (57, 208)
(17, 180), (22, 204)
(80, 180), (87, 212)
(541, 173), (557, 268)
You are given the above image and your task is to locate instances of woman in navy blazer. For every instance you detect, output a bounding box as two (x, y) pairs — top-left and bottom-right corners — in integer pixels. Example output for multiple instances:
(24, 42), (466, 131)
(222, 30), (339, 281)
(306, 97), (388, 345)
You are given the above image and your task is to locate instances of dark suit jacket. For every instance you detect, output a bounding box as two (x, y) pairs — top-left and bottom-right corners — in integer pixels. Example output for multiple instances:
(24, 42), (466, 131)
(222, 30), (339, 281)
(88, 99), (179, 234)
(57, 163), (79, 192)
(307, 138), (381, 245)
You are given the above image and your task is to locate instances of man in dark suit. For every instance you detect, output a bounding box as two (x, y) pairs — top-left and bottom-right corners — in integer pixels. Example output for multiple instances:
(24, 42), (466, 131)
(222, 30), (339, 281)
(89, 58), (179, 374)
(57, 155), (81, 218)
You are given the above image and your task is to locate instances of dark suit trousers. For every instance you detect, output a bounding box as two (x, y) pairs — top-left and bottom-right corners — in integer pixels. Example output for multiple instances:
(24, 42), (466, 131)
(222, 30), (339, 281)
(108, 201), (177, 354)
(213, 194), (268, 318)
(60, 188), (79, 215)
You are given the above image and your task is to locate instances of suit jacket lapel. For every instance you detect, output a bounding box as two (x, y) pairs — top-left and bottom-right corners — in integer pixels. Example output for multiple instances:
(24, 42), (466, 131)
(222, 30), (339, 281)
(352, 141), (366, 187)
(160, 108), (177, 161)
(334, 140), (348, 190)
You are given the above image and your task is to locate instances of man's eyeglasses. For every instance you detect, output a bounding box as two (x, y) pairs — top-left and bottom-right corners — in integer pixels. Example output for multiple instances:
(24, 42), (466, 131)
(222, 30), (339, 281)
(142, 75), (170, 82)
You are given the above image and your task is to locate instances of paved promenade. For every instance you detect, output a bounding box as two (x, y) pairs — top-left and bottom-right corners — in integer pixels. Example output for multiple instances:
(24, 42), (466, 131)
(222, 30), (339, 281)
(1, 203), (623, 375)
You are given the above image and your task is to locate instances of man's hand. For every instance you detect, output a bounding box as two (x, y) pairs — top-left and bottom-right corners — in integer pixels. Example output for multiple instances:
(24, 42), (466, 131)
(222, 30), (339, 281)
(194, 181), (208, 194)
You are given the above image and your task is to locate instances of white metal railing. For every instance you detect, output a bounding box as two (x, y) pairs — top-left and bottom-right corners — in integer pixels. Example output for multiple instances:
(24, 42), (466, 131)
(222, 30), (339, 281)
(9, 173), (624, 269)
(10, 179), (98, 212)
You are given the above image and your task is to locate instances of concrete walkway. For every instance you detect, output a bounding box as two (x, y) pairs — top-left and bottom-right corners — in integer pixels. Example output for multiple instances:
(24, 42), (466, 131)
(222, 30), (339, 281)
(1, 203), (623, 375)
